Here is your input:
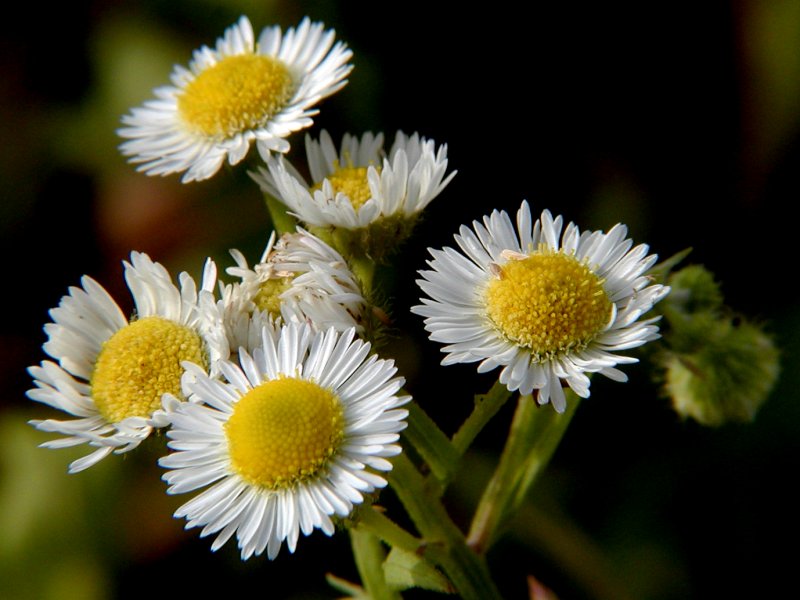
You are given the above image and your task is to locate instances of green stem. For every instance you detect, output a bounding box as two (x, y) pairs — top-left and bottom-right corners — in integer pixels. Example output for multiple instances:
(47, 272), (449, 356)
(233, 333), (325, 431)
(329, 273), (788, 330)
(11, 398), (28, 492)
(447, 452), (636, 600)
(451, 380), (513, 456)
(419, 380), (512, 498)
(389, 453), (503, 599)
(403, 402), (460, 484)
(349, 253), (376, 296)
(264, 194), (297, 235)
(467, 391), (579, 554)
(350, 528), (401, 600)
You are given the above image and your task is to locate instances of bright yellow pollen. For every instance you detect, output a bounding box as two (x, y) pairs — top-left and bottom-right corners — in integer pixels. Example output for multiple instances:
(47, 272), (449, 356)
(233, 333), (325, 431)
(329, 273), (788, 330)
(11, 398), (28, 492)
(485, 251), (613, 361)
(91, 316), (205, 423)
(225, 377), (345, 489)
(253, 277), (293, 317)
(313, 163), (378, 209)
(178, 54), (294, 138)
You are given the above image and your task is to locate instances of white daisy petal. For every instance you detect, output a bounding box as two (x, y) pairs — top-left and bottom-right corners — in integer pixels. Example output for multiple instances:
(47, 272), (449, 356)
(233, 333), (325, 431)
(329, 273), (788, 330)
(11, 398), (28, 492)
(27, 252), (226, 471)
(118, 17), (353, 182)
(160, 321), (408, 560)
(251, 130), (455, 242)
(222, 228), (366, 346)
(414, 200), (669, 412)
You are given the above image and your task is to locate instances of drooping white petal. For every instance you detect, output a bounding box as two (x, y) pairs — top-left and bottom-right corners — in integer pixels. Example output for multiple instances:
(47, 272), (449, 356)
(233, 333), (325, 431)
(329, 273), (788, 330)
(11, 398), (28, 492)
(27, 252), (225, 472)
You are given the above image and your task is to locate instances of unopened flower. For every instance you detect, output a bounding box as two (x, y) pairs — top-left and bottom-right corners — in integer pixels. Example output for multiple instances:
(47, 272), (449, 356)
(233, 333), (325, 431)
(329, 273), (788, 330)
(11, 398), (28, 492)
(224, 228), (367, 338)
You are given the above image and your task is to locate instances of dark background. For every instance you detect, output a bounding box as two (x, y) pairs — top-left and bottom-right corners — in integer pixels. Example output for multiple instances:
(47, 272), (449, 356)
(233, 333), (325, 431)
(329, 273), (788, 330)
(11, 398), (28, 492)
(1, 1), (798, 598)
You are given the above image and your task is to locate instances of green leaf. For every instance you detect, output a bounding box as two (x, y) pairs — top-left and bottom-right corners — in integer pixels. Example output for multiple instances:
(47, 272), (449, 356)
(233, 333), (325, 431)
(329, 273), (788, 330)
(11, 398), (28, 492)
(383, 547), (455, 594)
(647, 247), (692, 285)
(350, 528), (401, 600)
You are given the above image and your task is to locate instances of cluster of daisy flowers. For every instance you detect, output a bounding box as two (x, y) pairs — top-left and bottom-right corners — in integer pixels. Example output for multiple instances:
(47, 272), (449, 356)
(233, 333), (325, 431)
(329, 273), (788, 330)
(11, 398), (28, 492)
(28, 230), (409, 559)
(27, 13), (671, 569)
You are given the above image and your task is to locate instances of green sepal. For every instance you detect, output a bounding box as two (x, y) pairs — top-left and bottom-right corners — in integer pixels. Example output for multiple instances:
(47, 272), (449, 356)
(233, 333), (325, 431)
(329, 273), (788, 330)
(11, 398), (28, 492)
(308, 215), (418, 265)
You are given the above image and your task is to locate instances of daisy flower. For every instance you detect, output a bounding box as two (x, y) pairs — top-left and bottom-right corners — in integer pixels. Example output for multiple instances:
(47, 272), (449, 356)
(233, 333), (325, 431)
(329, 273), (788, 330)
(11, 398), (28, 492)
(412, 201), (670, 413)
(224, 227), (367, 337)
(118, 16), (353, 183)
(159, 322), (409, 560)
(27, 253), (227, 473)
(252, 130), (455, 259)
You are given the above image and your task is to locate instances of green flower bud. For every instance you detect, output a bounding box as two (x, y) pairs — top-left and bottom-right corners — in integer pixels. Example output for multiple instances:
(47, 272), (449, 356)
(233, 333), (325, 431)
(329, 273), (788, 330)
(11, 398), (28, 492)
(666, 265), (724, 316)
(663, 319), (779, 426)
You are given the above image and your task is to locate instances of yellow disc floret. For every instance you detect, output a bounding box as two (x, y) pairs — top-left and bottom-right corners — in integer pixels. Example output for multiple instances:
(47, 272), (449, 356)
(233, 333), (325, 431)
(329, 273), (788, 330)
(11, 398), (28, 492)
(91, 316), (205, 423)
(225, 377), (345, 489)
(313, 161), (378, 210)
(485, 250), (613, 361)
(253, 277), (294, 317)
(178, 54), (294, 138)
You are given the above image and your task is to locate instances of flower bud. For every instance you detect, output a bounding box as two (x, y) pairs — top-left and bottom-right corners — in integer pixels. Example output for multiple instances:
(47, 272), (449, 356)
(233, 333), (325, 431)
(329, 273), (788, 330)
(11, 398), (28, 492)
(663, 319), (779, 425)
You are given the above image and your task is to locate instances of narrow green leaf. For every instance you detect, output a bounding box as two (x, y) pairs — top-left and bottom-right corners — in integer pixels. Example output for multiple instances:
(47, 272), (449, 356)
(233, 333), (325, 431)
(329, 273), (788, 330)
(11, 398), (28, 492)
(383, 547), (455, 593)
(647, 247), (692, 284)
(325, 573), (370, 599)
(350, 528), (402, 600)
(357, 505), (423, 554)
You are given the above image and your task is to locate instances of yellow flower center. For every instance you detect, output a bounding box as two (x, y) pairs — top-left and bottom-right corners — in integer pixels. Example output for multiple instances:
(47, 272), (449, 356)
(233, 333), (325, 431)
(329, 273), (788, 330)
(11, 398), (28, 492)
(313, 163), (378, 209)
(485, 250), (613, 361)
(253, 276), (294, 317)
(91, 316), (205, 423)
(178, 54), (294, 138)
(225, 377), (345, 489)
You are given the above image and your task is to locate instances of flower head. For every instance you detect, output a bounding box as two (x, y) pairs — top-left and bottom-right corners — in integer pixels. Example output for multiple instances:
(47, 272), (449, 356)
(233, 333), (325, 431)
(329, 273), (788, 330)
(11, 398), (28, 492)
(413, 201), (669, 412)
(27, 253), (227, 472)
(223, 228), (367, 342)
(159, 322), (409, 559)
(118, 17), (353, 183)
(253, 130), (455, 259)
